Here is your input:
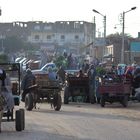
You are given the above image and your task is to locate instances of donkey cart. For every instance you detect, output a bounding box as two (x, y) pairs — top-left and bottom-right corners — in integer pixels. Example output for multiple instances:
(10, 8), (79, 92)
(99, 80), (131, 107)
(23, 74), (62, 111)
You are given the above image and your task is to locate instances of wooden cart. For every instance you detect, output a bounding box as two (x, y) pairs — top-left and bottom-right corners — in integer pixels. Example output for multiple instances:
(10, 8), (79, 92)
(99, 80), (132, 107)
(24, 74), (62, 111)
(0, 63), (25, 132)
(63, 75), (94, 104)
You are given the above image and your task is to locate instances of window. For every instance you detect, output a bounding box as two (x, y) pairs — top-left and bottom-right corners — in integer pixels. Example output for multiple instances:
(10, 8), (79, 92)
(47, 35), (51, 40)
(34, 25), (40, 30)
(61, 35), (65, 40)
(35, 35), (39, 40)
(44, 26), (52, 30)
(75, 35), (79, 40)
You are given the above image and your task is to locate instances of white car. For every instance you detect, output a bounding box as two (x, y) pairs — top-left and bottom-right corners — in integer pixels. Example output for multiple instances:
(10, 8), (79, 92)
(31, 62), (56, 75)
(15, 57), (23, 63)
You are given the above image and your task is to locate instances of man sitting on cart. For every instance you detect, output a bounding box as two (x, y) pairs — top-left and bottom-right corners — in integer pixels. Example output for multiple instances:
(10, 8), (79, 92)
(48, 67), (57, 81)
(21, 68), (36, 102)
(77, 69), (84, 77)
(117, 65), (126, 81)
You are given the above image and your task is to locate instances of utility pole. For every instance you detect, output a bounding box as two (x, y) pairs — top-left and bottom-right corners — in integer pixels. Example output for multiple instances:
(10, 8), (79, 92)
(121, 7), (136, 64)
(121, 11), (125, 64)
(92, 16), (96, 58)
(103, 15), (106, 56)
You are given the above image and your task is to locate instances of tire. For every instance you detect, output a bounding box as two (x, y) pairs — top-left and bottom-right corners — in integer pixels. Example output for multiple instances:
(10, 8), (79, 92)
(53, 93), (62, 111)
(15, 110), (23, 131)
(25, 93), (33, 111)
(100, 96), (105, 107)
(64, 87), (69, 104)
(20, 109), (25, 130)
(121, 96), (128, 107)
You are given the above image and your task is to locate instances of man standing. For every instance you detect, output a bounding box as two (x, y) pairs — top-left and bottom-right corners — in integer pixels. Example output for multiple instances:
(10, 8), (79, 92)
(87, 64), (96, 103)
(82, 59), (89, 73)
(57, 66), (66, 84)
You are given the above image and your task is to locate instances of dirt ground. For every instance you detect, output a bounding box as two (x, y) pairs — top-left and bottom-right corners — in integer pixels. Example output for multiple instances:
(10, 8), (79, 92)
(1, 101), (140, 140)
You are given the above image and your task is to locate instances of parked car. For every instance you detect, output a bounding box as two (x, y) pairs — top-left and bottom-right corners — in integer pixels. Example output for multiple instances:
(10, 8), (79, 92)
(15, 57), (23, 63)
(31, 62), (56, 75)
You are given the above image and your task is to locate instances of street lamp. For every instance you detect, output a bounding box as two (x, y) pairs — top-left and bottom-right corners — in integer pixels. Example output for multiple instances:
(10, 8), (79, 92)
(121, 6), (136, 64)
(92, 9), (106, 58)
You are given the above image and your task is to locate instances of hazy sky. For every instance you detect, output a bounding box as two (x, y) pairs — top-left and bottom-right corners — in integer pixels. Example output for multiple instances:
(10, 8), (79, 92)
(0, 0), (140, 37)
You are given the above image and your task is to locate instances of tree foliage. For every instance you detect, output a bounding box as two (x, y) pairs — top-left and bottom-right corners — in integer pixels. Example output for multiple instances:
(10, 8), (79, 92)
(96, 66), (106, 76)
(107, 32), (133, 38)
(1, 36), (37, 53)
(54, 55), (68, 68)
(106, 33), (134, 45)
(0, 54), (9, 63)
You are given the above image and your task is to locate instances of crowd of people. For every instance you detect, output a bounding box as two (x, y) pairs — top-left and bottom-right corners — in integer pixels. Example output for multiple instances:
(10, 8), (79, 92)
(24, 56), (140, 104)
(1, 51), (140, 110)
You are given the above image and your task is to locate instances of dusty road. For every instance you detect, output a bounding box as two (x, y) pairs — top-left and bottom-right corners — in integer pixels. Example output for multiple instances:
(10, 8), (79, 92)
(1, 101), (140, 140)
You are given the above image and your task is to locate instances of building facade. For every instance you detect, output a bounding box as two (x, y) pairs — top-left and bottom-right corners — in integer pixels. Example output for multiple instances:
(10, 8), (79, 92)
(0, 21), (95, 55)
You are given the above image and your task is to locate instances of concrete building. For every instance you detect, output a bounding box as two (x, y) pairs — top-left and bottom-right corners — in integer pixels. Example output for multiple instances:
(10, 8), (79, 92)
(0, 21), (95, 55)
(130, 42), (140, 65)
(28, 21), (94, 55)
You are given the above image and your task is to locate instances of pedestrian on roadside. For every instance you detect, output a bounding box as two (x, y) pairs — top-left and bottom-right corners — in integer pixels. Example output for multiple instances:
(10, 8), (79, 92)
(87, 64), (96, 103)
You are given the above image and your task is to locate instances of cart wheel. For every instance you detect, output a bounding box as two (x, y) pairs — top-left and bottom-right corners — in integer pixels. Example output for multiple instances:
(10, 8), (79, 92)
(121, 96), (128, 107)
(20, 109), (25, 130)
(64, 87), (69, 104)
(53, 93), (62, 111)
(15, 110), (23, 131)
(25, 93), (33, 111)
(100, 96), (105, 107)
